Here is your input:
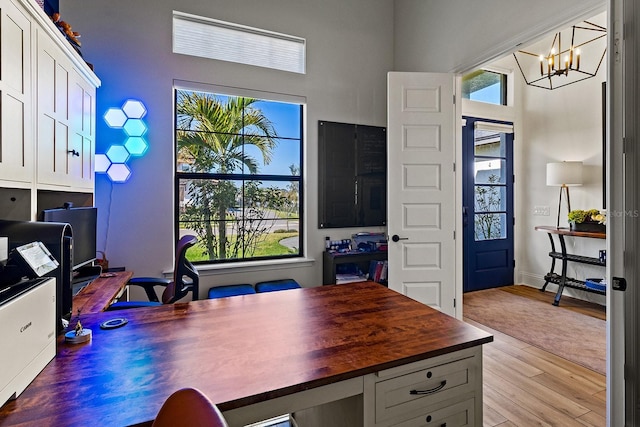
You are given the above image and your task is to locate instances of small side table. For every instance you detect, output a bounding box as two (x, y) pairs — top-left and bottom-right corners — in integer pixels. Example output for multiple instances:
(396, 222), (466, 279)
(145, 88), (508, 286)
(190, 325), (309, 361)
(535, 226), (606, 306)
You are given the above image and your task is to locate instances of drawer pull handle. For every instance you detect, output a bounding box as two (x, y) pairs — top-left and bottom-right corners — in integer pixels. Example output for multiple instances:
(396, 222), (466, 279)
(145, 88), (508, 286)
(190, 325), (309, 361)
(410, 380), (447, 395)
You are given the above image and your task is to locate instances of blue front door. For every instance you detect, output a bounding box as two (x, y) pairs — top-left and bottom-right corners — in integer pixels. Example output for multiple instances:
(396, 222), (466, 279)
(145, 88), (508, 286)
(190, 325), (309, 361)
(462, 117), (514, 292)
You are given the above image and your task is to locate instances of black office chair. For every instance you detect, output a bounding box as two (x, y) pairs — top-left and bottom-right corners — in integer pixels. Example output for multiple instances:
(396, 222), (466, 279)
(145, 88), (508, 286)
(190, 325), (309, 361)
(107, 235), (199, 310)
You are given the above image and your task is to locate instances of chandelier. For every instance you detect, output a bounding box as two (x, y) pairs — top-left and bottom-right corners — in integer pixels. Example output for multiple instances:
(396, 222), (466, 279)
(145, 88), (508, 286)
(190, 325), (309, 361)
(513, 20), (606, 90)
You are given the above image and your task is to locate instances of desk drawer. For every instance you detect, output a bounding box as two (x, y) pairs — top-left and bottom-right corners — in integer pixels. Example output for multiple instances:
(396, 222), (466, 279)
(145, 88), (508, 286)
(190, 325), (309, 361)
(390, 397), (475, 427)
(375, 357), (476, 423)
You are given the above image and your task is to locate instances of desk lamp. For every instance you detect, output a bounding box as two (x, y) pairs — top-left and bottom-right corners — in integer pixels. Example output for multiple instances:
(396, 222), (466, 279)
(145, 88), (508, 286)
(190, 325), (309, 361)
(547, 161), (583, 228)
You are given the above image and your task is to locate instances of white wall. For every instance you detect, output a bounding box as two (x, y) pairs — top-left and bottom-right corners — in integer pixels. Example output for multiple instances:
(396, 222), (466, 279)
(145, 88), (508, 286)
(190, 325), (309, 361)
(61, 0), (393, 294)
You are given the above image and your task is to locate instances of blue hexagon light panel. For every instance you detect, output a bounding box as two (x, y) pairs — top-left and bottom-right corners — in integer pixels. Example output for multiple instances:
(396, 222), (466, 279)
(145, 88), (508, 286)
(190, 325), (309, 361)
(98, 99), (148, 183)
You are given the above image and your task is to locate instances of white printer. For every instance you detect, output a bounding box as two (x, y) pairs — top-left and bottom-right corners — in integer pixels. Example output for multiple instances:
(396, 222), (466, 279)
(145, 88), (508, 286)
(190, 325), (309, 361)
(0, 277), (56, 407)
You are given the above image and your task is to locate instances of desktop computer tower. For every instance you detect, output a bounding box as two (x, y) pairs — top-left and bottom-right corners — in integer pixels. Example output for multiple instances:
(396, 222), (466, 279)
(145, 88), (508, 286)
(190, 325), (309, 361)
(0, 220), (73, 334)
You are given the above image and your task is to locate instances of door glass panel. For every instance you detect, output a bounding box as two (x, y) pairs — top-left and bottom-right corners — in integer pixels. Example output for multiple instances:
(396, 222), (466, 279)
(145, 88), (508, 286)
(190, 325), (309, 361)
(474, 213), (507, 241)
(475, 185), (506, 212)
(474, 158), (506, 184)
(474, 130), (506, 157)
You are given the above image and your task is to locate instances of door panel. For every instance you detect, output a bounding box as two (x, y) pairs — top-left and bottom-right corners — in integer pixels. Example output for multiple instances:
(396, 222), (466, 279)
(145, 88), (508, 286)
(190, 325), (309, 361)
(462, 117), (514, 292)
(387, 72), (456, 316)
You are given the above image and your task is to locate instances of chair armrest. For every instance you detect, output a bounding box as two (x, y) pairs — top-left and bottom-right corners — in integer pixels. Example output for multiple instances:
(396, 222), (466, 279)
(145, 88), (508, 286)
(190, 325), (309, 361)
(128, 277), (171, 302)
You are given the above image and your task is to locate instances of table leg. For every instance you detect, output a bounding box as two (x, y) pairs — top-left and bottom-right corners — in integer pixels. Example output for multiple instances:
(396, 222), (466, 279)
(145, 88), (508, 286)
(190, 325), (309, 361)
(553, 234), (568, 306)
(541, 233), (557, 292)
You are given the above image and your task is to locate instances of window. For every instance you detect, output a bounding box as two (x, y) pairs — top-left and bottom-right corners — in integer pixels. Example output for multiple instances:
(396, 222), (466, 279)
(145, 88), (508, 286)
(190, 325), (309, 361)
(173, 11), (306, 74)
(175, 86), (303, 264)
(462, 70), (507, 105)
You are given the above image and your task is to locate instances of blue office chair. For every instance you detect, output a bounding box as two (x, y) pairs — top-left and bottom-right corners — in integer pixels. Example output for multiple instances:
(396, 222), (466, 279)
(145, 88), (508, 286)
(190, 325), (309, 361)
(107, 235), (199, 310)
(255, 278), (301, 293)
(208, 283), (256, 299)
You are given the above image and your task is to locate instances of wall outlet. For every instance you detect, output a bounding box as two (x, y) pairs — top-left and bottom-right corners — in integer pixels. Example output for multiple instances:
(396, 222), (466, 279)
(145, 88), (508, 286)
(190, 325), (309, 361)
(533, 205), (550, 216)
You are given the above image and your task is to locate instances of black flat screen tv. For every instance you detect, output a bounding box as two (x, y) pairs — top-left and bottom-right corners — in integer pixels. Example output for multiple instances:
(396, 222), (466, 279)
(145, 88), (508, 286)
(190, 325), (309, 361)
(42, 206), (97, 270)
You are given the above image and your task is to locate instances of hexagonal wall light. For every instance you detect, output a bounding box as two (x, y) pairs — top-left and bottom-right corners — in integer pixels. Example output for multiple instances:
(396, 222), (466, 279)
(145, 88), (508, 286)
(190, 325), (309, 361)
(104, 108), (127, 128)
(106, 145), (130, 163)
(95, 153), (111, 173)
(106, 163), (132, 183)
(97, 99), (149, 183)
(122, 100), (147, 119)
(123, 119), (147, 137)
(124, 137), (148, 156)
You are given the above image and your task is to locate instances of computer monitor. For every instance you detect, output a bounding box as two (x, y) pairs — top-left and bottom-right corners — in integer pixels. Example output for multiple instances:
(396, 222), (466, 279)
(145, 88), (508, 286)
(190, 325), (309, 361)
(41, 206), (97, 270)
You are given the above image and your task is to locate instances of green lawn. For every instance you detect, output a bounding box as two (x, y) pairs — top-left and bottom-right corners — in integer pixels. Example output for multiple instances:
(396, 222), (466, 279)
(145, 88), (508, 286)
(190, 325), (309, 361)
(186, 232), (299, 262)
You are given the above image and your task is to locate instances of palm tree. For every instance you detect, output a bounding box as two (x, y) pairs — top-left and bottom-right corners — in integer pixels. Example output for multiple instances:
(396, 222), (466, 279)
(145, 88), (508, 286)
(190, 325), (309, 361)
(176, 91), (278, 260)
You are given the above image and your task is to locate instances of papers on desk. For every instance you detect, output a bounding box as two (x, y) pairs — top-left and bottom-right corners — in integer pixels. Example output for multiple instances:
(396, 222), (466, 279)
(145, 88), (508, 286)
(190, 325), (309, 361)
(335, 273), (368, 284)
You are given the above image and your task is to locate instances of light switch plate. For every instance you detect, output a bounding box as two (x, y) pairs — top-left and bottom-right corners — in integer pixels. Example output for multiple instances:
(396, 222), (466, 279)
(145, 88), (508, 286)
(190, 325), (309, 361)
(533, 206), (550, 216)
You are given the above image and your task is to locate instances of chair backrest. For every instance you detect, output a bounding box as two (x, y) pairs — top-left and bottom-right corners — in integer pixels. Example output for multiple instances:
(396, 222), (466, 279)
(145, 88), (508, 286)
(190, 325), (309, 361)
(152, 387), (229, 427)
(162, 235), (199, 304)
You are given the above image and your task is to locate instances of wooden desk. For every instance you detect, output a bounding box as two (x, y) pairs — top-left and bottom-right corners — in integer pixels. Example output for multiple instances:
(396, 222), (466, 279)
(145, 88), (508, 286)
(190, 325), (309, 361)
(72, 270), (133, 314)
(535, 226), (606, 306)
(0, 281), (492, 426)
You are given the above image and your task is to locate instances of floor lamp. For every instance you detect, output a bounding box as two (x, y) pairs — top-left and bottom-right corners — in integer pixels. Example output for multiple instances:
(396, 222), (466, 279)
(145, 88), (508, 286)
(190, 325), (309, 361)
(546, 161), (583, 229)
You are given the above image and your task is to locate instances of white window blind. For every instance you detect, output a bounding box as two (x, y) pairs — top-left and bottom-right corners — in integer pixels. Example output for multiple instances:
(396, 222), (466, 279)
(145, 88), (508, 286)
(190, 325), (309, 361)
(173, 11), (306, 74)
(474, 121), (514, 134)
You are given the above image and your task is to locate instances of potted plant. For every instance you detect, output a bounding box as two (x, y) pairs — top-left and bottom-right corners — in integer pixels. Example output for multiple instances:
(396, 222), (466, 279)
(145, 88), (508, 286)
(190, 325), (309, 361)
(568, 209), (606, 232)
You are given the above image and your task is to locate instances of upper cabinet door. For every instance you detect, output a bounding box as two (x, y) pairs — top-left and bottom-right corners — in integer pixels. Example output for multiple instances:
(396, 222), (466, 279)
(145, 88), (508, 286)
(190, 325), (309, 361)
(67, 70), (95, 189)
(0, 0), (33, 185)
(36, 28), (96, 191)
(36, 29), (71, 187)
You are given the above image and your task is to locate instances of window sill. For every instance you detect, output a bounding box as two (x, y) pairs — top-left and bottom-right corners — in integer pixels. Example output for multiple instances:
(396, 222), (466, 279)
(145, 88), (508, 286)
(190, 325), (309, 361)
(167, 257), (315, 277)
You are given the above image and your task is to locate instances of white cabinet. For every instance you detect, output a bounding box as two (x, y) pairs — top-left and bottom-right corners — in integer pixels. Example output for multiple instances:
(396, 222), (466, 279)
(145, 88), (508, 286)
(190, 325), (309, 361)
(36, 27), (96, 190)
(364, 347), (483, 427)
(0, 0), (33, 186)
(0, 0), (99, 220)
(292, 346), (484, 427)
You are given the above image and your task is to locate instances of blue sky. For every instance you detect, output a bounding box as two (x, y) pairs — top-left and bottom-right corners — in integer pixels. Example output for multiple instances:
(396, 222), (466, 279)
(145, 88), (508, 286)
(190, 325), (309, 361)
(193, 93), (301, 176)
(470, 82), (501, 104)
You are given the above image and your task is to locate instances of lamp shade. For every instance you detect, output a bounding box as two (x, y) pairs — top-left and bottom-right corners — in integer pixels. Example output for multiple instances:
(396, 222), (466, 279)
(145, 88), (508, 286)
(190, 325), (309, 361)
(546, 161), (583, 186)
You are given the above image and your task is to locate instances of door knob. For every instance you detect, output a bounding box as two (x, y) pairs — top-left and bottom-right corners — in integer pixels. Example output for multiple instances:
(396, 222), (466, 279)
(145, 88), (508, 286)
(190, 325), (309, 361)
(391, 235), (408, 242)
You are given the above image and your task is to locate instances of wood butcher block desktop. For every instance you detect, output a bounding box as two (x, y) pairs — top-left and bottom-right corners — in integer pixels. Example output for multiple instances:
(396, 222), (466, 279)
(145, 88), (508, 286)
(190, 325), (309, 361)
(72, 270), (133, 314)
(0, 281), (492, 426)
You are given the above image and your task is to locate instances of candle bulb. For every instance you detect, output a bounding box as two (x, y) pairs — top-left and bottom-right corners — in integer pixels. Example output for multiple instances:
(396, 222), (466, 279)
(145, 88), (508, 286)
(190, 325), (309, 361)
(569, 48), (574, 69)
(564, 56), (569, 75)
(576, 49), (581, 70)
(539, 55), (544, 75)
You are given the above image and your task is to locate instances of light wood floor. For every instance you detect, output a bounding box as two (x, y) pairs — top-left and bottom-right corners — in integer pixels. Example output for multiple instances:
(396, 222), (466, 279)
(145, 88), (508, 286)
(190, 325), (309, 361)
(464, 286), (606, 427)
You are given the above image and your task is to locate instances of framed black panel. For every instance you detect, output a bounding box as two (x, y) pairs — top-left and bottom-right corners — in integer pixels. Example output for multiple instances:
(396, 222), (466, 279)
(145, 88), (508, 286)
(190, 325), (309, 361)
(318, 121), (386, 228)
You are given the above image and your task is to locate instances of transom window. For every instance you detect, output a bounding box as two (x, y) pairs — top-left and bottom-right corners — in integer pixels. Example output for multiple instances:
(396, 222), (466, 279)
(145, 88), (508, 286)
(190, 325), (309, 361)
(462, 70), (507, 105)
(175, 87), (303, 264)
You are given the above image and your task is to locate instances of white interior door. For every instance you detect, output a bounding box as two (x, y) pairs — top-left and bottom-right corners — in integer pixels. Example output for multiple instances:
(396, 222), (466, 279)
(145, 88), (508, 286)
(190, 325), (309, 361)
(387, 72), (459, 317)
(608, 0), (626, 425)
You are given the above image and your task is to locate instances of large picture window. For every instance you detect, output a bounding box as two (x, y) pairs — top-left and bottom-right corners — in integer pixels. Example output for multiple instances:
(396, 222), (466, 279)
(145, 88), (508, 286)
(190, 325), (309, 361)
(175, 87), (303, 264)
